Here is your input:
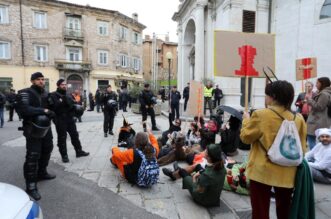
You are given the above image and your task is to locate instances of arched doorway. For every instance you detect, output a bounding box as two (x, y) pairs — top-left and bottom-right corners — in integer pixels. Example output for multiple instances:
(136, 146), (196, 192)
(183, 19), (196, 83)
(67, 74), (83, 94)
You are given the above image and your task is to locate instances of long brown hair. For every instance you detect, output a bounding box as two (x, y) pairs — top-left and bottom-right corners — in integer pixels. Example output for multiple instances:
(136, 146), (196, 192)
(135, 132), (154, 160)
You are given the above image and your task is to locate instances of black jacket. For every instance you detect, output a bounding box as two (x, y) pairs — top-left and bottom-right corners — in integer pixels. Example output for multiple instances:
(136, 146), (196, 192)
(170, 91), (181, 105)
(212, 88), (223, 99)
(139, 90), (155, 107)
(16, 85), (48, 121)
(183, 86), (190, 99)
(0, 92), (5, 107)
(48, 89), (75, 116)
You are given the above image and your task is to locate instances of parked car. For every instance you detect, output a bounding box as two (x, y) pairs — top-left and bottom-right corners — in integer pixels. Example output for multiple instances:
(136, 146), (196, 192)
(0, 182), (43, 219)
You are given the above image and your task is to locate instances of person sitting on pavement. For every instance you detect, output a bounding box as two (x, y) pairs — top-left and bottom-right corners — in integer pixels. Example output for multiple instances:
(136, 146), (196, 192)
(157, 131), (187, 166)
(118, 117), (136, 148)
(111, 129), (160, 187)
(305, 128), (331, 184)
(219, 115), (241, 156)
(186, 122), (201, 147)
(199, 119), (218, 150)
(163, 144), (226, 207)
(158, 118), (181, 147)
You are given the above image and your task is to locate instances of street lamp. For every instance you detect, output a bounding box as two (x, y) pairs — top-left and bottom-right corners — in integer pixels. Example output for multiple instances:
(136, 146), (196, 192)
(166, 51), (173, 116)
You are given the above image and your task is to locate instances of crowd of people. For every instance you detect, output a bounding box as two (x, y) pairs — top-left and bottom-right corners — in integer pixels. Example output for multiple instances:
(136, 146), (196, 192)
(1, 72), (331, 219)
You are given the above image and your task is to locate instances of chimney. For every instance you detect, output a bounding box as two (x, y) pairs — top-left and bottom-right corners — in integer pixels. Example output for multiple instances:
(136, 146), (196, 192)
(165, 33), (169, 42)
(145, 35), (150, 40)
(132, 13), (138, 22)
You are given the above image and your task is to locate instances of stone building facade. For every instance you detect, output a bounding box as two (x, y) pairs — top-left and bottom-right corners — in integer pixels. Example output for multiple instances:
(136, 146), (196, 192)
(0, 0), (145, 94)
(142, 34), (178, 89)
(173, 0), (331, 109)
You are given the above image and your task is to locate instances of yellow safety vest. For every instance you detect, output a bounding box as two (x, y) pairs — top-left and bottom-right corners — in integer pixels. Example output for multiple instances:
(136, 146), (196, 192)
(204, 87), (213, 98)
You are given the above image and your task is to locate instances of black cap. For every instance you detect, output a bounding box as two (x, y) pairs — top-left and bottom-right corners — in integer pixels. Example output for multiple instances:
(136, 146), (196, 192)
(56, 79), (65, 86)
(30, 72), (44, 80)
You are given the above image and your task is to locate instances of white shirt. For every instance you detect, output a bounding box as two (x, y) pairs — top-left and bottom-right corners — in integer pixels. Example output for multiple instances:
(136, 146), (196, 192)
(305, 142), (331, 173)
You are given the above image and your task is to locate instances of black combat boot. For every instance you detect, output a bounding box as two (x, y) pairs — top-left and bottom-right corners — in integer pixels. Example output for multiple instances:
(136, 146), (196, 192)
(37, 170), (56, 181)
(76, 150), (90, 157)
(26, 182), (41, 201)
(61, 154), (69, 163)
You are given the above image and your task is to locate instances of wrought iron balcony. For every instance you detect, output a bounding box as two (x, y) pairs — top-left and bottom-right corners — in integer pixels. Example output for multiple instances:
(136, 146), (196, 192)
(55, 60), (92, 71)
(64, 28), (84, 40)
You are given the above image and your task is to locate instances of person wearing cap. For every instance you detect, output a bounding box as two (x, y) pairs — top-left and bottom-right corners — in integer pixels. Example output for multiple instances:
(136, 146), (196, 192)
(101, 85), (118, 137)
(183, 82), (190, 112)
(48, 79), (90, 163)
(118, 116), (136, 148)
(139, 83), (159, 131)
(162, 144), (226, 207)
(15, 72), (56, 200)
(305, 128), (331, 184)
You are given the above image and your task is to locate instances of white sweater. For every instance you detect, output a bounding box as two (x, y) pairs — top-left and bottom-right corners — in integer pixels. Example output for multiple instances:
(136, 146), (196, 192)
(305, 142), (331, 174)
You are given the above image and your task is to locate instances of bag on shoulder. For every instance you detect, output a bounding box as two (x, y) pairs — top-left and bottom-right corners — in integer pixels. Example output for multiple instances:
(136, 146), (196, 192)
(267, 109), (303, 167)
(136, 149), (159, 187)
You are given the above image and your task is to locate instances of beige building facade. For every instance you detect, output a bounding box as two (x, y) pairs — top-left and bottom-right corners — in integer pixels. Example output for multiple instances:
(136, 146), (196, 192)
(142, 34), (178, 89)
(0, 0), (145, 94)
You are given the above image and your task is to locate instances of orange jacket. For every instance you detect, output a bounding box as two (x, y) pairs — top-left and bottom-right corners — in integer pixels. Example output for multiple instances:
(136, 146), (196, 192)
(111, 133), (159, 177)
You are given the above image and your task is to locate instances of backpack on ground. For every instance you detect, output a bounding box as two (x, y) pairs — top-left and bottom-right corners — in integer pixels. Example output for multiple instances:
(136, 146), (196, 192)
(267, 109), (303, 167)
(136, 149), (159, 187)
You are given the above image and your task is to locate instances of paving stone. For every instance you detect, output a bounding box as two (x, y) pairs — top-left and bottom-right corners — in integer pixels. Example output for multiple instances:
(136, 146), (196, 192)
(144, 198), (179, 219)
(81, 171), (100, 183)
(142, 183), (173, 200)
(118, 182), (141, 195)
(316, 201), (331, 218)
(176, 202), (210, 219)
(87, 156), (108, 171)
(98, 171), (120, 189)
(122, 194), (144, 208)
(221, 191), (251, 211)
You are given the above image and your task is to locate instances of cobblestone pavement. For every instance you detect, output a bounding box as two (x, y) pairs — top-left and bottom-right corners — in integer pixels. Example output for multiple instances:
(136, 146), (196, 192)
(3, 110), (331, 219)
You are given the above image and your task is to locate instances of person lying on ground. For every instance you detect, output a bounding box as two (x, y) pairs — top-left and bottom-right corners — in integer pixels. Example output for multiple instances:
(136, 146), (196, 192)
(164, 144), (226, 207)
(111, 130), (160, 187)
(305, 128), (331, 184)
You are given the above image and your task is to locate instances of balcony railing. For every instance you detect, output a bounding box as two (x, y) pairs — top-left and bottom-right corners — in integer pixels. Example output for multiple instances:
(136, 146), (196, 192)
(55, 60), (92, 71)
(64, 28), (84, 40)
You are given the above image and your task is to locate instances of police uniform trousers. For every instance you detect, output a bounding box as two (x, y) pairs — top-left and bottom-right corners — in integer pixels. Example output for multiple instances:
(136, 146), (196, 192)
(141, 107), (156, 129)
(103, 110), (115, 133)
(24, 129), (53, 183)
(55, 115), (82, 156)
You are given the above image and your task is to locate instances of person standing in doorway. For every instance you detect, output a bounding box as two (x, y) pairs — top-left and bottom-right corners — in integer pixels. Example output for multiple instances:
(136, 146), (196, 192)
(102, 85), (118, 137)
(212, 84), (223, 108)
(183, 83), (190, 112)
(72, 90), (83, 122)
(169, 86), (181, 121)
(204, 81), (214, 116)
(49, 79), (90, 163)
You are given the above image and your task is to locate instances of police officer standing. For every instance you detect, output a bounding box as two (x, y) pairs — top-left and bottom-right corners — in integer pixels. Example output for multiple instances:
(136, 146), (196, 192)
(16, 72), (56, 200)
(169, 86), (181, 121)
(102, 85), (118, 137)
(48, 79), (89, 163)
(204, 81), (214, 116)
(139, 83), (159, 131)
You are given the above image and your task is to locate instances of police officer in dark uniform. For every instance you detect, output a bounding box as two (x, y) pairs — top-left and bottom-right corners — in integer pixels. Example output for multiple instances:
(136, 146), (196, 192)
(102, 85), (118, 137)
(16, 72), (56, 200)
(48, 79), (89, 163)
(139, 83), (159, 132)
(169, 86), (181, 121)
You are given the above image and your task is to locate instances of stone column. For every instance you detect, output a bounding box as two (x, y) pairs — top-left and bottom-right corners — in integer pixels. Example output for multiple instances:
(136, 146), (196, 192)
(177, 24), (184, 92)
(195, 0), (208, 81)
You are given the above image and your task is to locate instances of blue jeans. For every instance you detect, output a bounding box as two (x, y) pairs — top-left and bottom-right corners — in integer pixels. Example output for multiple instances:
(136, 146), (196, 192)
(0, 107), (4, 127)
(307, 135), (316, 150)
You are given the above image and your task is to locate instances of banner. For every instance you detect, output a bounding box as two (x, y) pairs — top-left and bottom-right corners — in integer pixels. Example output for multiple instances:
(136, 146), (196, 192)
(296, 57), (317, 81)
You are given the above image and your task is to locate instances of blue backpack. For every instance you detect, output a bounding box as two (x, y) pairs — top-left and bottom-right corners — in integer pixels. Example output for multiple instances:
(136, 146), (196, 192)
(136, 149), (159, 187)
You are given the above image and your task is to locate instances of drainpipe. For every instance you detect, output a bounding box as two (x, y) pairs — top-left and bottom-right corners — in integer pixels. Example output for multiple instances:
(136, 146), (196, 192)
(268, 0), (273, 33)
(19, 0), (25, 66)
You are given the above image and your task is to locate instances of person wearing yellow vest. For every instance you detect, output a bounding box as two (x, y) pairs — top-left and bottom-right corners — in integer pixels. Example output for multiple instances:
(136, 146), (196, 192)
(204, 81), (214, 116)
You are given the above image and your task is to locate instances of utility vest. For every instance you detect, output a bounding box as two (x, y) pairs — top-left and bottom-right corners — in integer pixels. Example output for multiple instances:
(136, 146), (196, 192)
(204, 87), (213, 98)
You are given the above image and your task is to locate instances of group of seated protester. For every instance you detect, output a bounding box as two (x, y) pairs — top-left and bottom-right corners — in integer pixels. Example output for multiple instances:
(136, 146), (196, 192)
(110, 115), (251, 207)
